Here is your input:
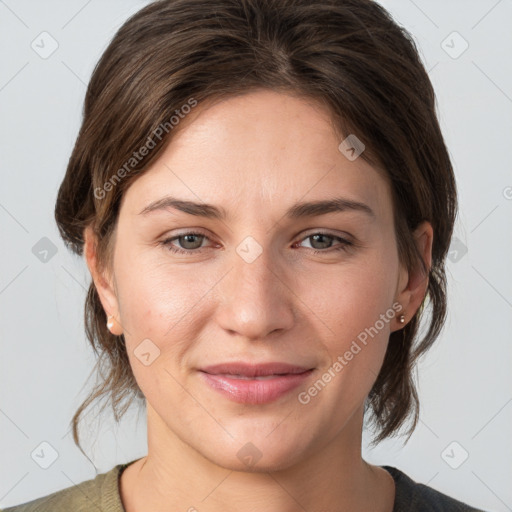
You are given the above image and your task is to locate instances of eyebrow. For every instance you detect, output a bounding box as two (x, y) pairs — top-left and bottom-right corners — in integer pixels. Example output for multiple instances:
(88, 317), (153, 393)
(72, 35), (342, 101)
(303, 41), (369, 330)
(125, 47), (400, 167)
(138, 195), (375, 220)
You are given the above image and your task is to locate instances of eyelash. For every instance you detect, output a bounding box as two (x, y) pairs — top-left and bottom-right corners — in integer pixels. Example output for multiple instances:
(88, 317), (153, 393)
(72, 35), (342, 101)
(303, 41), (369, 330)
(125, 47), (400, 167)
(159, 230), (353, 256)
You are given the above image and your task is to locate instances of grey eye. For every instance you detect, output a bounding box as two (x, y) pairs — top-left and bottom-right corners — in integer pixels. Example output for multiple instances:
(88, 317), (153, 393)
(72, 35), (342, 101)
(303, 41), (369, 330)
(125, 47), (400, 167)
(176, 234), (205, 250)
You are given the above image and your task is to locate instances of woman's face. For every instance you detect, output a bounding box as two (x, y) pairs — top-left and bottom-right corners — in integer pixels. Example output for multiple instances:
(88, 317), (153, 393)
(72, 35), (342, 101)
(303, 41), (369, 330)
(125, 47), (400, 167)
(88, 90), (429, 471)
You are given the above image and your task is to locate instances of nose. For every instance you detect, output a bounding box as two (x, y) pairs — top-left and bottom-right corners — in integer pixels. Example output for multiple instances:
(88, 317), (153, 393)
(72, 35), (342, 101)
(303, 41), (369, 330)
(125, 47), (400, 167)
(215, 243), (295, 341)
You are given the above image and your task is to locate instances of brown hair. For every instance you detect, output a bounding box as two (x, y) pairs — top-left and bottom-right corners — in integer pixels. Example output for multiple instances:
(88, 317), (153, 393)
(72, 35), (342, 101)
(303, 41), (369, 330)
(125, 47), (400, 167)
(55, 0), (457, 452)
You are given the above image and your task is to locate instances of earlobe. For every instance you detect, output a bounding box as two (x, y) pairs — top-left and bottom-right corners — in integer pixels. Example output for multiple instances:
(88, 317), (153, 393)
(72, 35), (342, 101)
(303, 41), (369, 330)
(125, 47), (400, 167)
(106, 313), (124, 336)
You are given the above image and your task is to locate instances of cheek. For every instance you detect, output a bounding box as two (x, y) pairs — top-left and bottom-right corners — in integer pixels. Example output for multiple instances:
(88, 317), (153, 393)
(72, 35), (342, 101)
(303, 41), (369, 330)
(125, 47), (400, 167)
(298, 299), (394, 429)
(295, 248), (397, 403)
(112, 249), (221, 391)
(114, 247), (211, 336)
(297, 248), (398, 340)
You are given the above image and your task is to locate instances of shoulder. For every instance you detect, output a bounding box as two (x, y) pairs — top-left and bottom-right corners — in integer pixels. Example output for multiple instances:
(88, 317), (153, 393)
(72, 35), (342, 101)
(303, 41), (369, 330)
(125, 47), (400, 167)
(0, 463), (128, 512)
(383, 466), (487, 512)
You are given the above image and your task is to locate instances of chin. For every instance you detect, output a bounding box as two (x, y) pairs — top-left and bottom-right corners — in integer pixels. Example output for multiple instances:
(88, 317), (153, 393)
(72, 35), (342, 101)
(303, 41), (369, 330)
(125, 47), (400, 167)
(197, 429), (311, 473)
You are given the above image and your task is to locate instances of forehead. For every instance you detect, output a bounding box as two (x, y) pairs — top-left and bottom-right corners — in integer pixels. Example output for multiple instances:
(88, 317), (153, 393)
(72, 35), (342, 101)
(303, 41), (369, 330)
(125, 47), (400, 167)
(121, 90), (392, 222)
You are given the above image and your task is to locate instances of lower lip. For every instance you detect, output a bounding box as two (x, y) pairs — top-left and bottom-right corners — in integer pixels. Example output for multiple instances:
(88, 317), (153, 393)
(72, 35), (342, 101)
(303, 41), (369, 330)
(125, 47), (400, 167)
(199, 370), (314, 404)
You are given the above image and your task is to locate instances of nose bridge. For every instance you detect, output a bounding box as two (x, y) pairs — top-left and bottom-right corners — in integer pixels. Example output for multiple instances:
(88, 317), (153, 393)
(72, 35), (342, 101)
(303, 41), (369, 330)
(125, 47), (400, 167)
(216, 238), (294, 339)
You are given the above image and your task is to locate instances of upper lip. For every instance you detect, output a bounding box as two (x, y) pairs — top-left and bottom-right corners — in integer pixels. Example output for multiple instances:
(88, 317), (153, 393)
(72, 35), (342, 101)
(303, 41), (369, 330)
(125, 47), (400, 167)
(199, 362), (312, 377)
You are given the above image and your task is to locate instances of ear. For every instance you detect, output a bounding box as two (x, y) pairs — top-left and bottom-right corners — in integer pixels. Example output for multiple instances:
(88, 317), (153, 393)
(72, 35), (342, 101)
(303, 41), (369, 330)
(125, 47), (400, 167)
(393, 221), (433, 331)
(83, 225), (123, 335)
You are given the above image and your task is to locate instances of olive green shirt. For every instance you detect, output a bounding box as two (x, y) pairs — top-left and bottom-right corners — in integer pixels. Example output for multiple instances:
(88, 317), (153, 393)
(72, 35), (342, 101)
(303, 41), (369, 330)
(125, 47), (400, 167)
(1, 461), (486, 511)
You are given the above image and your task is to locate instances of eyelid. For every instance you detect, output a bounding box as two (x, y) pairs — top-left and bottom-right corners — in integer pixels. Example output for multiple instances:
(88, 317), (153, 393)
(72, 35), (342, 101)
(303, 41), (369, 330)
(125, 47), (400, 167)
(167, 226), (210, 235)
(298, 228), (353, 240)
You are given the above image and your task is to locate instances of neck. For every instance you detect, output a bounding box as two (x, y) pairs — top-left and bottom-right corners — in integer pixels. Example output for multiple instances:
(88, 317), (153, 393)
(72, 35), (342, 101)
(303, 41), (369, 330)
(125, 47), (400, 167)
(120, 403), (395, 512)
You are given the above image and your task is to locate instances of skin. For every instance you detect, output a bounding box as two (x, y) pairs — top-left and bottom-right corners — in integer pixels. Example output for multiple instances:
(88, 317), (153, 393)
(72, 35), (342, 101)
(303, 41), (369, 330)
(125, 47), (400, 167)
(84, 89), (432, 512)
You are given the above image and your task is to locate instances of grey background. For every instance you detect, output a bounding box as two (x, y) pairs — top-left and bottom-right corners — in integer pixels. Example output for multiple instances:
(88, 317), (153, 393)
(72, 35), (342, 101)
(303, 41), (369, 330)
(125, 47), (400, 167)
(1, 0), (511, 510)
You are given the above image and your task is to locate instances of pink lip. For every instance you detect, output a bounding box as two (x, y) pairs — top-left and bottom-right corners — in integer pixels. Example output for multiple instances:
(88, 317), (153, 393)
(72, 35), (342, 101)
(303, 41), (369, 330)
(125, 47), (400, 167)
(198, 362), (314, 404)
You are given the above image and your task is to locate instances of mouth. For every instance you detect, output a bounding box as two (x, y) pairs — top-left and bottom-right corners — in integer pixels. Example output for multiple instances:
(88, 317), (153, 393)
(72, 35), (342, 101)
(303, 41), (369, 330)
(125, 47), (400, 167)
(211, 374), (292, 380)
(198, 362), (314, 404)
